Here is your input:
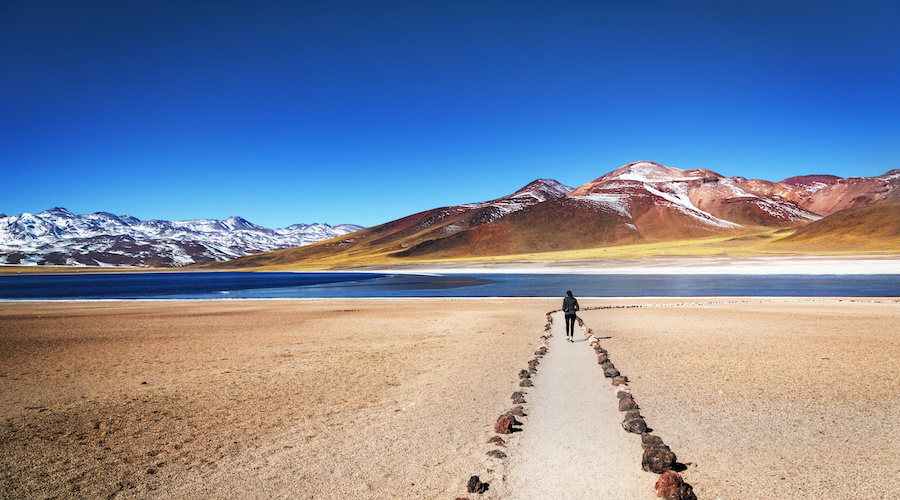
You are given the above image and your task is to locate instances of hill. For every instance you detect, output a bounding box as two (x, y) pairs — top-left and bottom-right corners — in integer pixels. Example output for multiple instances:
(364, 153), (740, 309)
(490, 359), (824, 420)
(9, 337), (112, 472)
(766, 202), (900, 252)
(206, 162), (900, 270)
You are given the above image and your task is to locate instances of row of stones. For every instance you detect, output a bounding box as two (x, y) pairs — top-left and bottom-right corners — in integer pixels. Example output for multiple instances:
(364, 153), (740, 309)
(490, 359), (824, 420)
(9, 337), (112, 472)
(577, 316), (699, 500)
(462, 314), (554, 497)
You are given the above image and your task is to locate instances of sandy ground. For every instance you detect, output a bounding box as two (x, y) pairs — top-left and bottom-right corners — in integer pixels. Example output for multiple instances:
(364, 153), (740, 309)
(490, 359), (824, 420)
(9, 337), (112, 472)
(578, 298), (900, 499)
(0, 299), (556, 499)
(499, 314), (647, 499)
(1, 298), (898, 499)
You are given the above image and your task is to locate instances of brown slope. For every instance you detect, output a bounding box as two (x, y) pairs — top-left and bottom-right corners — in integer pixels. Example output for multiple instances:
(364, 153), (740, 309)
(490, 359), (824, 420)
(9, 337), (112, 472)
(768, 201), (900, 251)
(800, 170), (900, 216)
(780, 174), (842, 192)
(205, 179), (572, 269)
(394, 196), (641, 259)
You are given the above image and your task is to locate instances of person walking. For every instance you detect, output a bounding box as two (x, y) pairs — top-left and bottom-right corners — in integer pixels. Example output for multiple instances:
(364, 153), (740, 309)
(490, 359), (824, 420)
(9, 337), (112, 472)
(562, 290), (580, 342)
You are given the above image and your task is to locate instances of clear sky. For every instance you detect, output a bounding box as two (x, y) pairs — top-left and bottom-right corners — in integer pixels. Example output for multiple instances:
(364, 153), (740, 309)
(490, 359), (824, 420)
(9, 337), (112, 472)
(2, 1), (898, 228)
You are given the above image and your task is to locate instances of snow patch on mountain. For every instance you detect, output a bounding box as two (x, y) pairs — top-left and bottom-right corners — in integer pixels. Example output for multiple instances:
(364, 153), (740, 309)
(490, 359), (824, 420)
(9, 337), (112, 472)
(0, 208), (364, 267)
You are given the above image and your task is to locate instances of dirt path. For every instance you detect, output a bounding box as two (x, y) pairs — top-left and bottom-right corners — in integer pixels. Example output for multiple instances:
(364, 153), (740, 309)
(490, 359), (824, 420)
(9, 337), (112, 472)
(501, 312), (651, 499)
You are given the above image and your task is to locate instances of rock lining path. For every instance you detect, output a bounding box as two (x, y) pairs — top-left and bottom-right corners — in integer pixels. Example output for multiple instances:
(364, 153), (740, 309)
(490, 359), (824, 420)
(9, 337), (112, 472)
(501, 312), (650, 499)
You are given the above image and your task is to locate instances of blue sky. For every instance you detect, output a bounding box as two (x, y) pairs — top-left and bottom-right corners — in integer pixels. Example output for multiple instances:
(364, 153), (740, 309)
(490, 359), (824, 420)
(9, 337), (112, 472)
(2, 1), (898, 228)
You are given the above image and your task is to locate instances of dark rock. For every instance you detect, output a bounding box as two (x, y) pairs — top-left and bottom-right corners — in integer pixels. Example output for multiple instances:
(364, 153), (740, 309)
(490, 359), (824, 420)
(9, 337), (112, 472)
(642, 447), (677, 473)
(519, 370), (530, 379)
(622, 417), (647, 434)
(666, 483), (696, 500)
(616, 390), (631, 400)
(612, 376), (629, 386)
(506, 408), (526, 417)
(501, 413), (522, 426)
(641, 434), (665, 449)
(597, 354), (609, 364)
(528, 359), (539, 368)
(601, 362), (620, 378)
(512, 394), (526, 404)
(624, 409), (642, 420)
(486, 436), (505, 446)
(486, 449), (506, 459)
(618, 397), (638, 411)
(519, 379), (533, 387)
(466, 476), (489, 494)
(595, 347), (607, 355)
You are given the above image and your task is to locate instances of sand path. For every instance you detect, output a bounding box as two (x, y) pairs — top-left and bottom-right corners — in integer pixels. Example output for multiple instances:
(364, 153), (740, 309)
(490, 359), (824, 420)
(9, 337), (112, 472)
(502, 312), (648, 499)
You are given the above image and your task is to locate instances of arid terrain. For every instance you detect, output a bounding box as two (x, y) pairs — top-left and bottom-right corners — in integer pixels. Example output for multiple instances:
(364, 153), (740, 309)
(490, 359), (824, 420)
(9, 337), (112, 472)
(1, 298), (898, 499)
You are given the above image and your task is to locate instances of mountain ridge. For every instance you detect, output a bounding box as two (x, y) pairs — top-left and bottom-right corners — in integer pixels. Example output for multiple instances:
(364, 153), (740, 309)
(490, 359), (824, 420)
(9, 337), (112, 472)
(0, 209), (364, 267)
(210, 162), (899, 269)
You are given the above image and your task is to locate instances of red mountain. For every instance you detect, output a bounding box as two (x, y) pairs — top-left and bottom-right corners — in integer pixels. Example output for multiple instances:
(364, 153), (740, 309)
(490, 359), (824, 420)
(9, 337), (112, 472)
(211, 178), (573, 268)
(208, 162), (899, 268)
(797, 170), (900, 216)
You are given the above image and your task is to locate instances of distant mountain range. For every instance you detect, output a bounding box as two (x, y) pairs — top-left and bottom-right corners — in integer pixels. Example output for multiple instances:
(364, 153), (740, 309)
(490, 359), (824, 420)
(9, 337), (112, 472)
(0, 208), (363, 267)
(211, 161), (900, 269)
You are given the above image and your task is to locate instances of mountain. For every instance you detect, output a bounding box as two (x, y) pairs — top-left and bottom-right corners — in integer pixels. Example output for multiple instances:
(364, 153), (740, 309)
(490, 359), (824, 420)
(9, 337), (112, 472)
(210, 179), (574, 268)
(794, 170), (900, 216)
(768, 201), (900, 251)
(395, 161), (822, 259)
(210, 162), (899, 269)
(0, 208), (364, 267)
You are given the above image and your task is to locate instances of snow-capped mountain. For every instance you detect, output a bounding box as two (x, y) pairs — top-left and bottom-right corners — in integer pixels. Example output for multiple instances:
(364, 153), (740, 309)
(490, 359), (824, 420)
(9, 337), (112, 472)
(0, 208), (364, 267)
(568, 161), (822, 231)
(231, 161), (896, 266)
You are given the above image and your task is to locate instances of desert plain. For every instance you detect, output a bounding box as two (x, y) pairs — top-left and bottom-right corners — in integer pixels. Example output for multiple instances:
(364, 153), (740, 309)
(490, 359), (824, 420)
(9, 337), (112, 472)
(0, 296), (898, 499)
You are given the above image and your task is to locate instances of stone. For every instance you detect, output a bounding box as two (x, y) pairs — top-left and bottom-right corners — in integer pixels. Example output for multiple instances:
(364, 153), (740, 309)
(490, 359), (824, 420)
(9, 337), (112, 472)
(486, 450), (506, 459)
(616, 390), (631, 399)
(494, 415), (514, 434)
(512, 394), (526, 404)
(466, 476), (489, 494)
(506, 408), (526, 417)
(618, 397), (638, 411)
(642, 434), (665, 449)
(666, 483), (696, 500)
(519, 379), (533, 387)
(642, 447), (677, 473)
(597, 354), (609, 364)
(601, 362), (620, 378)
(518, 369), (530, 379)
(624, 409), (642, 420)
(654, 471), (684, 498)
(486, 436), (506, 446)
(612, 376), (629, 386)
(622, 417), (647, 434)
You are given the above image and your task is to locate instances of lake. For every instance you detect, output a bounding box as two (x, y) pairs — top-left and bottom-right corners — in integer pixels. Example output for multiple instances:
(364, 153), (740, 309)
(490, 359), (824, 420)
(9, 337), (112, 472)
(0, 272), (898, 299)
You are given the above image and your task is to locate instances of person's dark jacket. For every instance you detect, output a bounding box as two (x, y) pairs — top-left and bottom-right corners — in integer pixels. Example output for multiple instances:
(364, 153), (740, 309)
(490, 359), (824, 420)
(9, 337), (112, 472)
(562, 296), (579, 316)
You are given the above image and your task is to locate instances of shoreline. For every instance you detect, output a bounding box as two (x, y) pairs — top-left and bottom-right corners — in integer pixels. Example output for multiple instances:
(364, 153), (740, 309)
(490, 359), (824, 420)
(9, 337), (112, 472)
(354, 254), (900, 275)
(2, 253), (899, 275)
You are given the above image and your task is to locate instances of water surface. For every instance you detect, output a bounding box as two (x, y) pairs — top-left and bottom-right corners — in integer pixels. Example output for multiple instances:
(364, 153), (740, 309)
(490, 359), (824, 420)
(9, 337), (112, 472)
(0, 272), (897, 299)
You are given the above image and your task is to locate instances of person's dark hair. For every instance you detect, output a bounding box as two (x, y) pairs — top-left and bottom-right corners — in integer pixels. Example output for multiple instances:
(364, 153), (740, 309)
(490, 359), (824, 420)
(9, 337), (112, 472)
(566, 291), (573, 298)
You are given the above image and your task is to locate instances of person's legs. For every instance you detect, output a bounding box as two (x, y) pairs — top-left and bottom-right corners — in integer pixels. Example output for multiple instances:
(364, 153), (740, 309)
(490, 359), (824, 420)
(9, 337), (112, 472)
(565, 315), (575, 339)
